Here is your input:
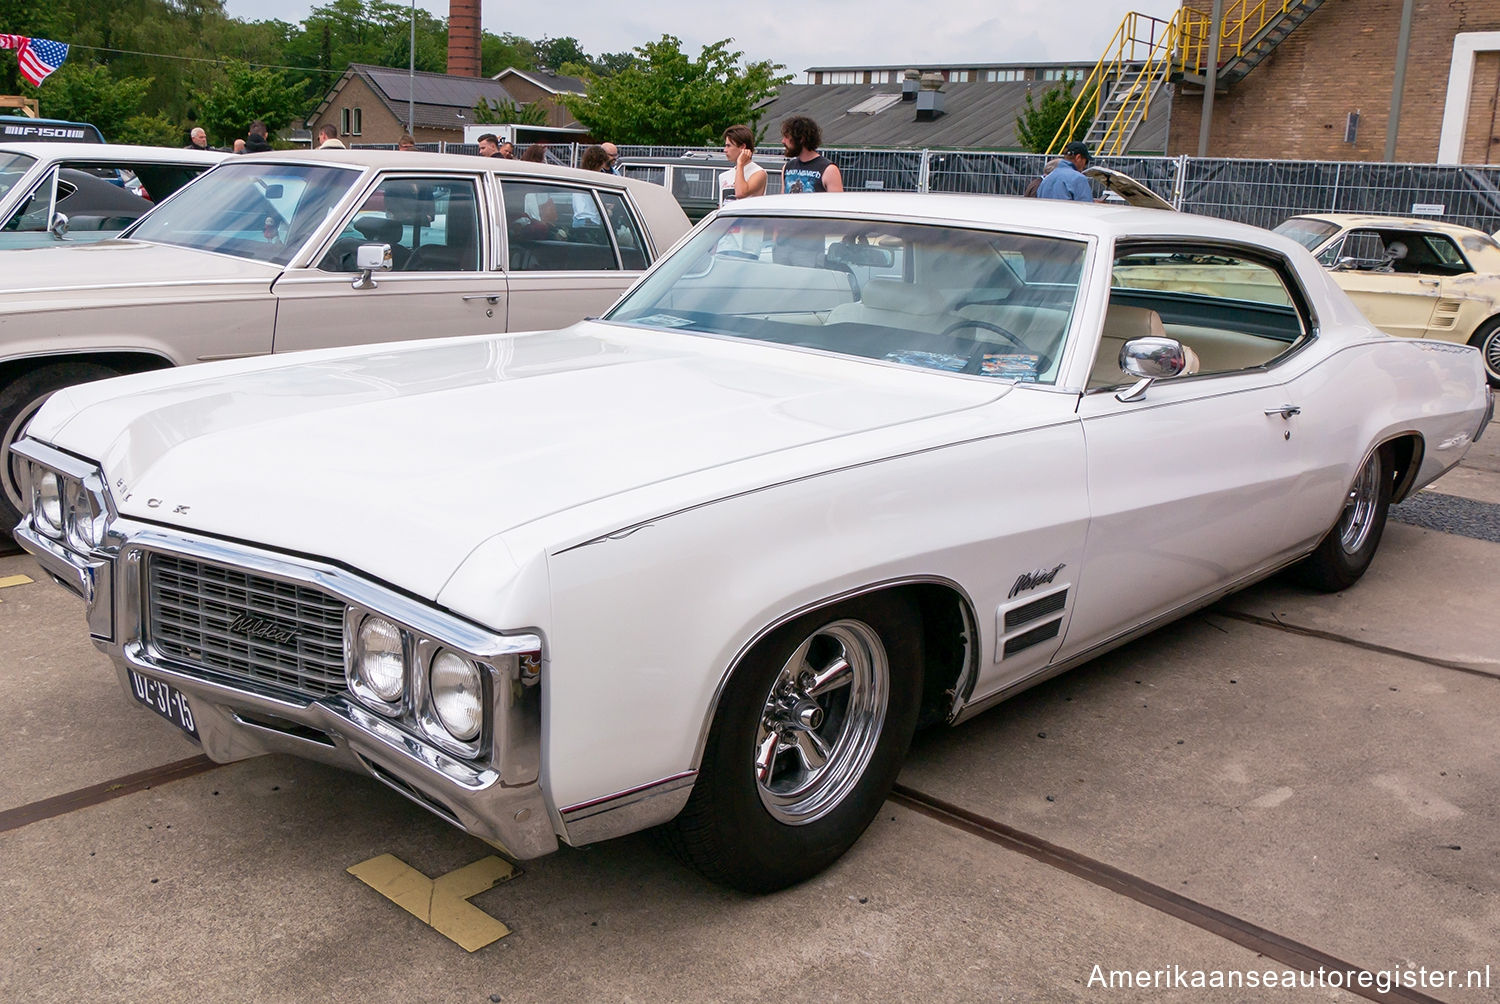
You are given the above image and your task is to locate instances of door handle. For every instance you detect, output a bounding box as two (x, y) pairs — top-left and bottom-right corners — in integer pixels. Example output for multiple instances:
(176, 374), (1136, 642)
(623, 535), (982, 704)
(1419, 278), (1440, 287)
(1264, 405), (1300, 419)
(461, 294), (504, 304)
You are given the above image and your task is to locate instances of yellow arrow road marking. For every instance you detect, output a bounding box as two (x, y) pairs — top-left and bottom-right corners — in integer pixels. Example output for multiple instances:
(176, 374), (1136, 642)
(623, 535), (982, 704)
(347, 854), (516, 952)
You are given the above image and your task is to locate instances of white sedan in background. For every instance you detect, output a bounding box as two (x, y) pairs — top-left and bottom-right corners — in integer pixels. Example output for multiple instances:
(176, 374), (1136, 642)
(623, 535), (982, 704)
(13, 195), (1492, 892)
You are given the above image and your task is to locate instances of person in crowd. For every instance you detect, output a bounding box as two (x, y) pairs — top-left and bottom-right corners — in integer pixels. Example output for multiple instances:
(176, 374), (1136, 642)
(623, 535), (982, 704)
(245, 121), (273, 153)
(232, 138), (246, 154)
(397, 134), (417, 151)
(780, 115), (842, 193)
(600, 142), (622, 174)
(720, 124), (767, 204)
(580, 145), (611, 172)
(318, 123), (345, 149)
(1036, 141), (1096, 201)
(185, 127), (211, 151)
(521, 143), (548, 163)
(1022, 159), (1062, 198)
(477, 133), (500, 157)
(498, 140), (515, 159)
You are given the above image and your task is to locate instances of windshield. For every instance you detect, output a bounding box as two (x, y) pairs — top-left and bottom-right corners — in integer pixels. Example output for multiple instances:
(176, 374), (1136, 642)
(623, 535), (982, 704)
(1273, 217), (1339, 252)
(0, 152), (37, 202)
(126, 161), (359, 265)
(607, 215), (1087, 383)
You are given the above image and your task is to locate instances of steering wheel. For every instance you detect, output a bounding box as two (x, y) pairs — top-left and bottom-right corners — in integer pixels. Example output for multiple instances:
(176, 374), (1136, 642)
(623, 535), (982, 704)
(939, 317), (1028, 351)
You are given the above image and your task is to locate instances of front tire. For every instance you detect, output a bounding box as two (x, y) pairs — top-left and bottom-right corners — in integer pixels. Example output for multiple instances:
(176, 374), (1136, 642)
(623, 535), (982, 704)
(1294, 443), (1394, 592)
(1, 362), (121, 534)
(666, 593), (923, 893)
(1468, 317), (1500, 387)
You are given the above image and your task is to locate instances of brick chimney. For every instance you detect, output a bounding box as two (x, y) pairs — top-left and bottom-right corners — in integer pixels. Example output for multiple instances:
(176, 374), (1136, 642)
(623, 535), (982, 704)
(448, 0), (481, 78)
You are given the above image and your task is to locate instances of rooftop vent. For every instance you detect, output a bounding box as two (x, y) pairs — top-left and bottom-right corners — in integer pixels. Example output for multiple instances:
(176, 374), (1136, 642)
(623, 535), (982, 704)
(915, 72), (945, 120)
(901, 69), (920, 101)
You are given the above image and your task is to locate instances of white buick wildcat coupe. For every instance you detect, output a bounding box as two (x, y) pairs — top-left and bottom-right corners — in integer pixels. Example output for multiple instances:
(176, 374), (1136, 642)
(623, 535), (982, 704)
(14, 194), (1492, 892)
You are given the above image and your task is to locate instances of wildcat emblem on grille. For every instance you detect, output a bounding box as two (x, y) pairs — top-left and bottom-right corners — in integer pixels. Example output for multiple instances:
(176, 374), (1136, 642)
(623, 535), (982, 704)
(229, 612), (300, 645)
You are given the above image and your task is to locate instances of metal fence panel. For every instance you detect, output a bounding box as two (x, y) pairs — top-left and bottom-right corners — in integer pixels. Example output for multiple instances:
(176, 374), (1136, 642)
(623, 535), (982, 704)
(353, 141), (1500, 233)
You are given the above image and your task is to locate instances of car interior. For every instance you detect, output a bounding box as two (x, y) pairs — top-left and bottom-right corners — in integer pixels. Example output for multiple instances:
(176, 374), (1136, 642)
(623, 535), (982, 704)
(1321, 228), (1474, 276)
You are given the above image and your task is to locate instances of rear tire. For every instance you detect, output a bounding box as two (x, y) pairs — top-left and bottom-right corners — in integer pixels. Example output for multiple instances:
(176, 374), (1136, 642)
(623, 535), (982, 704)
(1, 361), (121, 533)
(1294, 443), (1394, 592)
(665, 593), (923, 893)
(1468, 317), (1500, 388)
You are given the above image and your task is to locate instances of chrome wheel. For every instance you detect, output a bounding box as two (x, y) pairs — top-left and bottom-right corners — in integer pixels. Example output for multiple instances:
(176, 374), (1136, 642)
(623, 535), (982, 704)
(753, 618), (889, 825)
(2, 392), (47, 516)
(1338, 451), (1382, 554)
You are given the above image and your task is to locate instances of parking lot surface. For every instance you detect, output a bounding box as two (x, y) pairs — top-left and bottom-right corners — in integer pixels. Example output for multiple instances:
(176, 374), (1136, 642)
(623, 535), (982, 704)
(2, 435), (1496, 1002)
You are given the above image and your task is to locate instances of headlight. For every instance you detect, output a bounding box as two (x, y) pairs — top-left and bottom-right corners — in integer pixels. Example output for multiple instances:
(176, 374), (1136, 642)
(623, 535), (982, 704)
(429, 650), (483, 741)
(352, 615), (406, 705)
(65, 478), (108, 550)
(35, 468), (63, 533)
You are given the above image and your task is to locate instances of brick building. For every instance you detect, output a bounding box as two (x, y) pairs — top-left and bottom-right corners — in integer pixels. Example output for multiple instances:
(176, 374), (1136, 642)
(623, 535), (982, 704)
(1166, 0), (1500, 163)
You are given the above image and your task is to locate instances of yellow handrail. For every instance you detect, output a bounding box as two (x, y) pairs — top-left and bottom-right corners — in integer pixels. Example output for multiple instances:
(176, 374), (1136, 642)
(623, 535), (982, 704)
(1047, 1), (1310, 156)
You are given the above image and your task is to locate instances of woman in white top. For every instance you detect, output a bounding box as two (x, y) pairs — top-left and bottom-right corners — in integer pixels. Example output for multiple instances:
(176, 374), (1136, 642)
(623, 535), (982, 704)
(719, 124), (768, 205)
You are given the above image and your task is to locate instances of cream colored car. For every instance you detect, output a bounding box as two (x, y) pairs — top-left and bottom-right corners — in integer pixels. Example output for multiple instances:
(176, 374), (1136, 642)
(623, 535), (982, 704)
(0, 149), (691, 531)
(1273, 214), (1500, 386)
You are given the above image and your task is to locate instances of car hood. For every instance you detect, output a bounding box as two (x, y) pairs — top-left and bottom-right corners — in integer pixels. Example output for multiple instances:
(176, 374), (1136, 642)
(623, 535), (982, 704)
(1085, 166), (1175, 211)
(0, 240), (277, 296)
(35, 323), (1009, 600)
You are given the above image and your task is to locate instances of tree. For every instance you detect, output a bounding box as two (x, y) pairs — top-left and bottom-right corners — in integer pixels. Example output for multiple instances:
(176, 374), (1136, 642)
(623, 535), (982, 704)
(116, 112), (184, 147)
(29, 63), (152, 141)
(562, 36), (789, 146)
(481, 32), (536, 77)
(195, 61), (304, 145)
(535, 36), (588, 71)
(473, 98), (548, 126)
(1015, 77), (1095, 153)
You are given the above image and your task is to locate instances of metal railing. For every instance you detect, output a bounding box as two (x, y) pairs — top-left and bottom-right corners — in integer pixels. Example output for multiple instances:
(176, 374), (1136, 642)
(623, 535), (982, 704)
(350, 141), (1500, 234)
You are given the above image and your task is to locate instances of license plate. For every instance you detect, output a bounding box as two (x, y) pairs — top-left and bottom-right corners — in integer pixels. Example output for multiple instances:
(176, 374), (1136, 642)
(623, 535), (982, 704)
(128, 670), (198, 738)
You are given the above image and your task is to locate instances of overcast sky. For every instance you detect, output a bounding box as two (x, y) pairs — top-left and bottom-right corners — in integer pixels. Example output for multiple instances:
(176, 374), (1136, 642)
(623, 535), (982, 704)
(222, 0), (1179, 76)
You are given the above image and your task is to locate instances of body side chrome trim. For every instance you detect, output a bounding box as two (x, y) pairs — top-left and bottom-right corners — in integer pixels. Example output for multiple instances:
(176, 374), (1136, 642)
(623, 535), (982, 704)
(558, 771), (697, 846)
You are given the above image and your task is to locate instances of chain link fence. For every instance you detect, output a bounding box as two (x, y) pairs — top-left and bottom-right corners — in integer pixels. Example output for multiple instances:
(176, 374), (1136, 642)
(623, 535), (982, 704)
(352, 141), (1500, 233)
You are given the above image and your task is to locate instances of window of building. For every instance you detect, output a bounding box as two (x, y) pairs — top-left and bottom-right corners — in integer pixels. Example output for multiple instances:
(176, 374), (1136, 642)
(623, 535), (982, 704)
(986, 69), (1024, 82)
(948, 70), (970, 82)
(340, 108), (350, 135)
(871, 70), (891, 84)
(1041, 69), (1080, 81)
(351, 108), (362, 136)
(825, 71), (858, 85)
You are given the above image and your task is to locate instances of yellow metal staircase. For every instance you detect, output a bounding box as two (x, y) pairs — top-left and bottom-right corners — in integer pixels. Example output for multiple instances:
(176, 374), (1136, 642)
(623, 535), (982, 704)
(1048, 0), (1327, 157)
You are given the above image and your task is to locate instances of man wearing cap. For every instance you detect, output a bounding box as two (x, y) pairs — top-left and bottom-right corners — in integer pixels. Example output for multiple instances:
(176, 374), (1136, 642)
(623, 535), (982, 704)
(1037, 141), (1096, 202)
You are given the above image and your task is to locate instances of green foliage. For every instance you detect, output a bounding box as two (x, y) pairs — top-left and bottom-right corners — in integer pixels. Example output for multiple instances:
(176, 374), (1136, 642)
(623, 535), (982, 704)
(1015, 77), (1095, 153)
(481, 32), (536, 77)
(473, 98), (548, 126)
(115, 111), (184, 147)
(196, 61), (304, 145)
(561, 35), (789, 146)
(535, 37), (589, 71)
(29, 62), (152, 140)
(280, 0), (447, 106)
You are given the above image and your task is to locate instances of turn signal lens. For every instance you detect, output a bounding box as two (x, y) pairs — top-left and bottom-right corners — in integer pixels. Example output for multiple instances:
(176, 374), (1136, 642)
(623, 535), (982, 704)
(355, 616), (406, 704)
(430, 650), (483, 741)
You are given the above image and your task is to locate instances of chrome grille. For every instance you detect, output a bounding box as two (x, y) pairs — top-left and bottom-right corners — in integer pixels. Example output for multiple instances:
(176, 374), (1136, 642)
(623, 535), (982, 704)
(146, 552), (347, 697)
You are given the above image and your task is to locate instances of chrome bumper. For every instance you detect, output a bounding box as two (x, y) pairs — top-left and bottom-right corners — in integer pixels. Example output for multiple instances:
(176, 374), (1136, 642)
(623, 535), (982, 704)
(16, 514), (559, 860)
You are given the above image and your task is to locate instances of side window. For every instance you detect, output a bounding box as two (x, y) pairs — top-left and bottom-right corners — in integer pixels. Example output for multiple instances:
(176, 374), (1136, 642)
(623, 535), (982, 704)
(503, 181), (620, 272)
(1097, 247), (1308, 388)
(597, 190), (648, 270)
(5, 169), (62, 231)
(1333, 230), (1386, 269)
(320, 176), (481, 273)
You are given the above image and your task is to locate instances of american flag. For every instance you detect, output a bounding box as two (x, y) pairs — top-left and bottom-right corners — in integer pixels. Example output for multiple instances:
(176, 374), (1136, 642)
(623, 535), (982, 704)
(0, 35), (69, 87)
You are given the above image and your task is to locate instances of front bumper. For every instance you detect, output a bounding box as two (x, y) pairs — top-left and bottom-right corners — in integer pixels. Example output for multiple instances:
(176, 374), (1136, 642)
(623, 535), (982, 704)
(15, 496), (558, 860)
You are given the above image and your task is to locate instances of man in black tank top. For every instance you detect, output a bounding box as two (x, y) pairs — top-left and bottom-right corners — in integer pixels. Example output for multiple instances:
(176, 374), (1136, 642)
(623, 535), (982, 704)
(780, 115), (844, 193)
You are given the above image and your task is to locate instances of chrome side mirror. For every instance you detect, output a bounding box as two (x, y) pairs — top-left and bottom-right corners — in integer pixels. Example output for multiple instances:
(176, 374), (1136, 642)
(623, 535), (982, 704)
(352, 242), (393, 289)
(48, 212), (69, 240)
(1116, 336), (1191, 402)
(1332, 256), (1360, 272)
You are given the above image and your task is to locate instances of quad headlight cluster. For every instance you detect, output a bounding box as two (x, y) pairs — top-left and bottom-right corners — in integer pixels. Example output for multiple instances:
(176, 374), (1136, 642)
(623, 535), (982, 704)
(26, 460), (110, 552)
(346, 609), (534, 758)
